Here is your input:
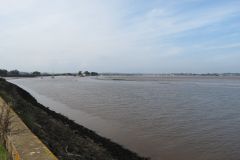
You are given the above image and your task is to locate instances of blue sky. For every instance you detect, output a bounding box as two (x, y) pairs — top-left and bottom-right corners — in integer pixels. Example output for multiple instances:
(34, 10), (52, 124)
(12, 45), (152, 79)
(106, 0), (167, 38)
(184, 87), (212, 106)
(0, 0), (240, 73)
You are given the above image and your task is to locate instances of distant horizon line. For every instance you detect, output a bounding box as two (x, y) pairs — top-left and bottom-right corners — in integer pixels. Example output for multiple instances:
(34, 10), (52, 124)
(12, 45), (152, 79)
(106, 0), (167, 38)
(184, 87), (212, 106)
(1, 68), (240, 75)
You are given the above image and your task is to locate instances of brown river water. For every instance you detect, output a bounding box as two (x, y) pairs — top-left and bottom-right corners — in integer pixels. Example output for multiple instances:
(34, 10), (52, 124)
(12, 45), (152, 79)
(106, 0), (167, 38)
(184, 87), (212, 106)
(9, 76), (240, 160)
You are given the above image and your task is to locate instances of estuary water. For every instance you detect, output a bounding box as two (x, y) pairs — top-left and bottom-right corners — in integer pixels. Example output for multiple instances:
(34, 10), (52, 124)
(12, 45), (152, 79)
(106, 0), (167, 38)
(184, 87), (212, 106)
(9, 76), (240, 160)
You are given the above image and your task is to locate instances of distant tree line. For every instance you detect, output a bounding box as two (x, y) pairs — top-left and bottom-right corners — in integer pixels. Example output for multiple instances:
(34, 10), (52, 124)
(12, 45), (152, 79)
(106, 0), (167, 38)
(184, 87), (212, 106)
(78, 71), (99, 76)
(0, 69), (21, 77)
(0, 69), (41, 77)
(0, 69), (99, 77)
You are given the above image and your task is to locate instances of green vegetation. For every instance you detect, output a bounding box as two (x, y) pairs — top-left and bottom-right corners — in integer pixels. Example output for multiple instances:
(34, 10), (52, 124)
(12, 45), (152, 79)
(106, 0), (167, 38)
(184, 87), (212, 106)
(0, 68), (99, 77)
(32, 71), (41, 76)
(90, 72), (99, 76)
(0, 144), (8, 160)
(0, 70), (7, 77)
(78, 71), (83, 76)
(80, 71), (99, 76)
(0, 69), (33, 77)
(84, 71), (90, 76)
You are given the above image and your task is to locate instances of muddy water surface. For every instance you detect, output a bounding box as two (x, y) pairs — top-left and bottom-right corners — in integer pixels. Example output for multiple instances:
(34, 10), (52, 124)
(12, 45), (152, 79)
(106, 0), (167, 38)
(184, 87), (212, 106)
(9, 76), (240, 160)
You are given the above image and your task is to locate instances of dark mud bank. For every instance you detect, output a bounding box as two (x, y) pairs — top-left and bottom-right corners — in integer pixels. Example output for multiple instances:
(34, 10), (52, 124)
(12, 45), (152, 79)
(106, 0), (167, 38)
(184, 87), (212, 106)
(0, 78), (149, 160)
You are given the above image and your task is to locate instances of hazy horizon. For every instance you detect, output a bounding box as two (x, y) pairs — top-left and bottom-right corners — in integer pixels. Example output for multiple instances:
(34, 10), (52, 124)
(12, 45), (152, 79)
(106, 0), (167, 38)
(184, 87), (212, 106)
(1, 0), (240, 73)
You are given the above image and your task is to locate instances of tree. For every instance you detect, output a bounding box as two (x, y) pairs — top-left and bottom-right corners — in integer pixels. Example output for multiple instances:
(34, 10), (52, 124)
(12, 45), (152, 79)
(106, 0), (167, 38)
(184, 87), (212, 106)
(78, 71), (83, 76)
(8, 70), (19, 76)
(0, 69), (8, 77)
(32, 71), (41, 76)
(90, 72), (98, 76)
(84, 71), (90, 76)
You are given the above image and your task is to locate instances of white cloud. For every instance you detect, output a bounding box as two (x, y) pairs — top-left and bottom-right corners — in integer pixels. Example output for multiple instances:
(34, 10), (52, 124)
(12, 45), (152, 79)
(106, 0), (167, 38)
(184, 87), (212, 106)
(0, 0), (239, 72)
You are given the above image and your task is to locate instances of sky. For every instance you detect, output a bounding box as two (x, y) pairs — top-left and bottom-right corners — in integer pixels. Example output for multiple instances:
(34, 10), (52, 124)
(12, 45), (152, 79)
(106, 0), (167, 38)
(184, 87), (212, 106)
(0, 0), (240, 73)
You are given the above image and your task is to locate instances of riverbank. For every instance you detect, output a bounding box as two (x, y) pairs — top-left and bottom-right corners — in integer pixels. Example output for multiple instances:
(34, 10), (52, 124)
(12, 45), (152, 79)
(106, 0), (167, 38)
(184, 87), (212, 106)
(0, 78), (149, 160)
(0, 97), (58, 160)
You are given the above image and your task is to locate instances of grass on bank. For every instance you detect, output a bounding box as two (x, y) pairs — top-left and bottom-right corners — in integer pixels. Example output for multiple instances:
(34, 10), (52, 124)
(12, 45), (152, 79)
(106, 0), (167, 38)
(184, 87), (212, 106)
(0, 144), (8, 160)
